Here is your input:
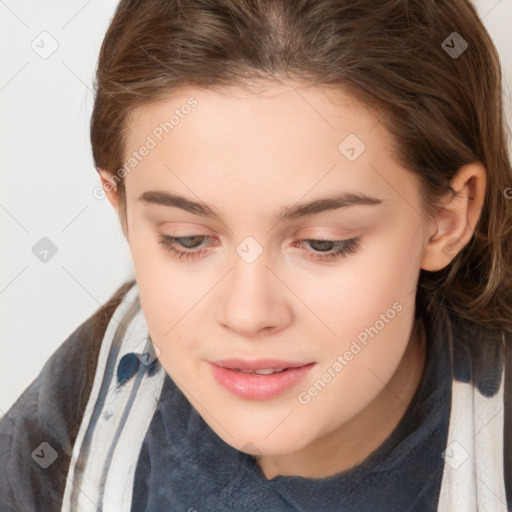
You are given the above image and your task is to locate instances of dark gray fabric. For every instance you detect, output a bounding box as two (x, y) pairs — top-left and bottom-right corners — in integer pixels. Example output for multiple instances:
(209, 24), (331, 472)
(0, 315), (102, 511)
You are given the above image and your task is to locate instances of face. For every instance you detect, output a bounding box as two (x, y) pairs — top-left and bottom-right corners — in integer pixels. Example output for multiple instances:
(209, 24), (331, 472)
(112, 82), (434, 460)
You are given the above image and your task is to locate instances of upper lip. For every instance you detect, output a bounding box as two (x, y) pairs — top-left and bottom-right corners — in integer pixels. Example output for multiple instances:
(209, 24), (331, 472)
(209, 358), (313, 371)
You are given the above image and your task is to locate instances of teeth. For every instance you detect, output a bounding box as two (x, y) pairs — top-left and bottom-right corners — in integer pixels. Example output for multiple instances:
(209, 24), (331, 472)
(254, 368), (286, 375)
(238, 368), (288, 375)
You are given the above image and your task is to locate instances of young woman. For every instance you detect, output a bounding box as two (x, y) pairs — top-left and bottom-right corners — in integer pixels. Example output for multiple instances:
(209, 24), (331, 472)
(1, 0), (511, 510)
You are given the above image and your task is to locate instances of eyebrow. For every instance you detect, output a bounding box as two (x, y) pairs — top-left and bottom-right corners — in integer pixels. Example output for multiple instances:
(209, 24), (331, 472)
(138, 190), (383, 222)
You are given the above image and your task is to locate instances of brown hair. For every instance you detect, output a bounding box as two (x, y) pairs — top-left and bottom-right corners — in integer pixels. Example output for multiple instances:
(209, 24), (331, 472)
(90, 0), (512, 348)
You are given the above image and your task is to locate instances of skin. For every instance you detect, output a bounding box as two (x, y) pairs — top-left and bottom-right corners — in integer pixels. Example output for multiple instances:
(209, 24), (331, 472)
(99, 82), (486, 479)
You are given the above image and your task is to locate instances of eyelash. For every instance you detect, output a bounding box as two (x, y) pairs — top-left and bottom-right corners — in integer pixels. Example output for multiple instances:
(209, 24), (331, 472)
(157, 234), (360, 263)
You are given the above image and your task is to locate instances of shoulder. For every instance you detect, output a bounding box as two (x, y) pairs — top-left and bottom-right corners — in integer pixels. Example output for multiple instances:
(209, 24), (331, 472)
(0, 279), (136, 511)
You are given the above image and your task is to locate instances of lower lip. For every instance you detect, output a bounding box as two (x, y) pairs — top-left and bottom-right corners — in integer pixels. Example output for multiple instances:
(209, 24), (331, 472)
(208, 362), (315, 400)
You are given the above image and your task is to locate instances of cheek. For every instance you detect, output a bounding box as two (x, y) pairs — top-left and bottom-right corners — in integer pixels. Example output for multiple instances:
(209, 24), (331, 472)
(288, 274), (416, 432)
(136, 276), (205, 387)
(285, 229), (420, 344)
(135, 270), (201, 351)
(129, 226), (201, 315)
(313, 235), (420, 412)
(128, 236), (198, 359)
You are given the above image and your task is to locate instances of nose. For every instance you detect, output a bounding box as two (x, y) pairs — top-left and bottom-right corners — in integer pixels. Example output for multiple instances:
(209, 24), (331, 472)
(216, 249), (293, 337)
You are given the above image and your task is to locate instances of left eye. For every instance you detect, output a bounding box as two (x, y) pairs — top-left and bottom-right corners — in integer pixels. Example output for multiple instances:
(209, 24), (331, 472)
(157, 234), (360, 262)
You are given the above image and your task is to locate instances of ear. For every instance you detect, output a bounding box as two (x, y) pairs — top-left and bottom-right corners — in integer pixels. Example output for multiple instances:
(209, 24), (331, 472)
(420, 161), (487, 272)
(98, 169), (121, 216)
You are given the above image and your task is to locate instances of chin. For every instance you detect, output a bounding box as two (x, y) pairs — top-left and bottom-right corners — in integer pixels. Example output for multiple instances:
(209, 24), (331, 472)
(209, 420), (312, 457)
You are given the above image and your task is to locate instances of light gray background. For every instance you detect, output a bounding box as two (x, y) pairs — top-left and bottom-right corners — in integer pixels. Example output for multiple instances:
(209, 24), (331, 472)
(1, 0), (511, 416)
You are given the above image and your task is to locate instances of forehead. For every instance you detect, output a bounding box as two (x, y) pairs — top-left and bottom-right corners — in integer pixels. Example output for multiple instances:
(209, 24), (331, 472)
(123, 81), (389, 154)
(120, 82), (416, 220)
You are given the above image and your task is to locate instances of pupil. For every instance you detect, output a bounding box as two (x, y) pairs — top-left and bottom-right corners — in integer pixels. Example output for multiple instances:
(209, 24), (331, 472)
(310, 240), (334, 252)
(180, 236), (203, 249)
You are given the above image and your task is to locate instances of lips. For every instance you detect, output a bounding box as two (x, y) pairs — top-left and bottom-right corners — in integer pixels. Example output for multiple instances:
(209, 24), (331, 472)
(208, 359), (315, 400)
(210, 358), (310, 371)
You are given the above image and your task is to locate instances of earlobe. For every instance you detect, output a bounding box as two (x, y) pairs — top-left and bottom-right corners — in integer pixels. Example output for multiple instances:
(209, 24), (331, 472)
(98, 168), (121, 215)
(420, 161), (487, 272)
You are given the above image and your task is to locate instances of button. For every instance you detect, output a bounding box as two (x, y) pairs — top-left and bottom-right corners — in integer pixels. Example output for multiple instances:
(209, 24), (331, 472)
(117, 353), (140, 385)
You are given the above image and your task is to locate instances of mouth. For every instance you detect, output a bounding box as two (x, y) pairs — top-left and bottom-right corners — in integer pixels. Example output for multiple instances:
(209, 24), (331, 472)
(208, 359), (315, 400)
(210, 358), (311, 371)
